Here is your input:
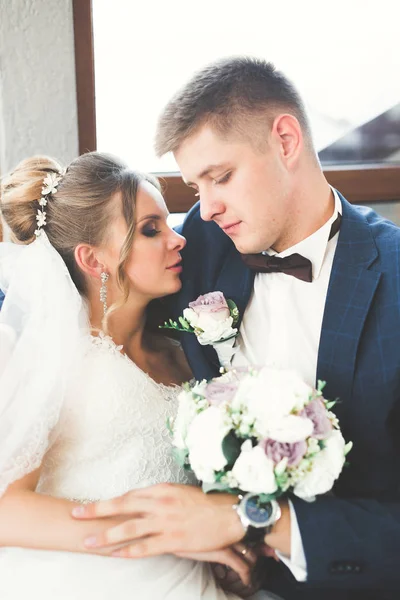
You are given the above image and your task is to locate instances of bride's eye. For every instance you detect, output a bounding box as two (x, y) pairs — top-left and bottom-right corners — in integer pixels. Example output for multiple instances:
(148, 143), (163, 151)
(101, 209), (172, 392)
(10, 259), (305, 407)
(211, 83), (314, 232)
(142, 226), (161, 238)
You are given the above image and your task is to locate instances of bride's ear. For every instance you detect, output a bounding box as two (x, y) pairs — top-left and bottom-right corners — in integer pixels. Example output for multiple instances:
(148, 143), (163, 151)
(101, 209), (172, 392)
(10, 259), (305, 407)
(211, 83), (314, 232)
(74, 244), (105, 280)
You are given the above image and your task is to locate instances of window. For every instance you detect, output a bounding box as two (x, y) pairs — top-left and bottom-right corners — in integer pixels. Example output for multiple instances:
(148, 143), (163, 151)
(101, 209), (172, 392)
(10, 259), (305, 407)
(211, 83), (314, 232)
(74, 0), (400, 215)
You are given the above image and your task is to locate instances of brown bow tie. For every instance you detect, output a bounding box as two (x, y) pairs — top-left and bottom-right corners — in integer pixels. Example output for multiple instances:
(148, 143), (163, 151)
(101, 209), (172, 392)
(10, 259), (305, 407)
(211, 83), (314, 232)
(241, 213), (341, 283)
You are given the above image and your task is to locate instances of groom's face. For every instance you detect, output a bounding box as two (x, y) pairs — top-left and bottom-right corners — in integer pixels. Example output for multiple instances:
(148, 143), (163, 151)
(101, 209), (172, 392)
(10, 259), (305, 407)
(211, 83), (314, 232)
(174, 123), (294, 254)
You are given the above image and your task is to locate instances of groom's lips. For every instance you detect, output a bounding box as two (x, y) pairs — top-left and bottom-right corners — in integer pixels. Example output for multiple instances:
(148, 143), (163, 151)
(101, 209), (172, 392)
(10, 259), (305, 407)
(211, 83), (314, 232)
(220, 221), (241, 235)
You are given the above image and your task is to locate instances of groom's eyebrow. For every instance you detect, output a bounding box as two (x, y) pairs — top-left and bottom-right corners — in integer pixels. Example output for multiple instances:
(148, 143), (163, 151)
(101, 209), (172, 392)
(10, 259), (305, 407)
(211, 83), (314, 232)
(185, 163), (228, 187)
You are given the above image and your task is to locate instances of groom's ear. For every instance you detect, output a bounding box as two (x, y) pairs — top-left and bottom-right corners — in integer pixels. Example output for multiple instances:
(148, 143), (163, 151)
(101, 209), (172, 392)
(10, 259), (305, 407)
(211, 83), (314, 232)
(271, 113), (303, 169)
(74, 244), (105, 281)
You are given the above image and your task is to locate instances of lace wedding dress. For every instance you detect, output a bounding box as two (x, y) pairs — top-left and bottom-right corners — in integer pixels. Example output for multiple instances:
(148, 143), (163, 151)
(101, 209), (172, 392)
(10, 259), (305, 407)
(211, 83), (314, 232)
(0, 333), (274, 600)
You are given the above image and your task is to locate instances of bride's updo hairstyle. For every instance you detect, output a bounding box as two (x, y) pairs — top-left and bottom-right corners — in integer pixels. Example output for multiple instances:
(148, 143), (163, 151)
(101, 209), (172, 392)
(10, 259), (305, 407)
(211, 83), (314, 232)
(0, 152), (160, 301)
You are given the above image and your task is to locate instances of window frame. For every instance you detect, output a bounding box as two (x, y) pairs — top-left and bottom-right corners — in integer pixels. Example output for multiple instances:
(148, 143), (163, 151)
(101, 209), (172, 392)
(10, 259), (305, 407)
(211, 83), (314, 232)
(73, 0), (400, 213)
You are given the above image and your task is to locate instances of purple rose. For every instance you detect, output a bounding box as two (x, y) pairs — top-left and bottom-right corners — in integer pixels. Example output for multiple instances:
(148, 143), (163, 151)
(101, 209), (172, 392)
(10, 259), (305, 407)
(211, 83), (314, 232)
(302, 398), (332, 439)
(205, 380), (239, 406)
(260, 438), (307, 467)
(188, 292), (230, 322)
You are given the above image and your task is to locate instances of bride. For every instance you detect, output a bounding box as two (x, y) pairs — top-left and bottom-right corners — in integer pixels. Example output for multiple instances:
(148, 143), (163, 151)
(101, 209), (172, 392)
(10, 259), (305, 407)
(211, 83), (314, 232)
(0, 152), (275, 600)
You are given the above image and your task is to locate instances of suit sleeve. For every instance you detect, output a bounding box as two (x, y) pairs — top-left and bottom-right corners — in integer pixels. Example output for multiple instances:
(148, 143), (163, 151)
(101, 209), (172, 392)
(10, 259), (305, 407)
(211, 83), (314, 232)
(0, 289), (4, 311)
(291, 494), (400, 588)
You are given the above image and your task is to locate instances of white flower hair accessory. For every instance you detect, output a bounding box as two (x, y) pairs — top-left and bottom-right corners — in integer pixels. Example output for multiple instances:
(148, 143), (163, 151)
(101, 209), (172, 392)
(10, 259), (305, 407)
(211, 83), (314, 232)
(35, 173), (62, 237)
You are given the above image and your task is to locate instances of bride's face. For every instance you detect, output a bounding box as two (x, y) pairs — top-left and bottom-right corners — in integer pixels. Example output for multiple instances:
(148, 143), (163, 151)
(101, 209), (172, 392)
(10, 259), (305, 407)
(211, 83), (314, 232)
(103, 181), (186, 301)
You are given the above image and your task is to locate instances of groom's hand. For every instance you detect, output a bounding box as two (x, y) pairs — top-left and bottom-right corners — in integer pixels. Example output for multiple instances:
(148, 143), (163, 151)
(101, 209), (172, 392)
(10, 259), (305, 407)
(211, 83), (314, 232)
(72, 484), (245, 558)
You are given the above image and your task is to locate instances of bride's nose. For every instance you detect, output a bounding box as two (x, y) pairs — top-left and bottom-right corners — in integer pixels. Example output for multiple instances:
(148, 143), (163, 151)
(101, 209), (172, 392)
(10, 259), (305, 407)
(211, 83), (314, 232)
(168, 229), (186, 251)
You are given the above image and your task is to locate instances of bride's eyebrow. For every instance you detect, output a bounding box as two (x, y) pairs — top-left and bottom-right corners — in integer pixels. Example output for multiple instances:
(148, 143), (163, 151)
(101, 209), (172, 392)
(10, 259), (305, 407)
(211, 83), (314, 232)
(136, 214), (162, 224)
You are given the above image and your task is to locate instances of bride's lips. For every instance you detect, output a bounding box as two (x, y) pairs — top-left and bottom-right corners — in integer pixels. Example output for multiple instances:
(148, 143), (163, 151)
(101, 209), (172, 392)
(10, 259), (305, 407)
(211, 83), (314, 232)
(220, 221), (242, 235)
(167, 260), (183, 273)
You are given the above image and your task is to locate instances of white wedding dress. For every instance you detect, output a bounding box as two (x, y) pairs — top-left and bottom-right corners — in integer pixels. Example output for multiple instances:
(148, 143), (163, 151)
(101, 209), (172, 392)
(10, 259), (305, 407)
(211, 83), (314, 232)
(0, 332), (274, 600)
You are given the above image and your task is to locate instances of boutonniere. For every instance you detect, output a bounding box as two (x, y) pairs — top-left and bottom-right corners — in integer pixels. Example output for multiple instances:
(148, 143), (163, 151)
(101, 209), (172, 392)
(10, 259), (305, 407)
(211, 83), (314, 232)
(160, 291), (239, 368)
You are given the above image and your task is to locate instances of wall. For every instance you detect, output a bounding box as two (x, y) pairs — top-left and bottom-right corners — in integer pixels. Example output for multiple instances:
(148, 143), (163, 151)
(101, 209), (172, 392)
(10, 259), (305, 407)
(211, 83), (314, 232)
(0, 0), (78, 176)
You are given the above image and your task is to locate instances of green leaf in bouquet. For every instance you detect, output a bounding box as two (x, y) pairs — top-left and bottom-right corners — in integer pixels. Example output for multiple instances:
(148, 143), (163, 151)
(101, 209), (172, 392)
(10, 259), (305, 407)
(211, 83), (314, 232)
(226, 299), (240, 326)
(325, 400), (337, 410)
(202, 481), (231, 494)
(172, 447), (189, 467)
(257, 492), (282, 504)
(316, 380), (326, 393)
(344, 441), (353, 456)
(275, 471), (290, 490)
(222, 431), (242, 467)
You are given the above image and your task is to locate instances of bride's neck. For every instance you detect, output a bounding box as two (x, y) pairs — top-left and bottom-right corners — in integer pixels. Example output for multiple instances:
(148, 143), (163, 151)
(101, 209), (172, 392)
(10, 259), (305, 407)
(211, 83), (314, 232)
(88, 292), (149, 351)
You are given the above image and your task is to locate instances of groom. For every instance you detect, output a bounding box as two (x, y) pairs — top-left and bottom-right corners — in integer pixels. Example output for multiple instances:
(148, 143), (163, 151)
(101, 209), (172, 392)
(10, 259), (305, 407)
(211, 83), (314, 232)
(80, 58), (400, 598)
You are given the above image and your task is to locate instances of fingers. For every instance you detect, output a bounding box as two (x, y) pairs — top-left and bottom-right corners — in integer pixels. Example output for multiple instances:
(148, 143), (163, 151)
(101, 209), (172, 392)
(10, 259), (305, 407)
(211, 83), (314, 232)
(214, 548), (252, 586)
(72, 494), (157, 520)
(257, 543), (279, 561)
(232, 543), (257, 567)
(175, 548), (251, 586)
(72, 484), (185, 519)
(111, 535), (172, 559)
(84, 517), (160, 549)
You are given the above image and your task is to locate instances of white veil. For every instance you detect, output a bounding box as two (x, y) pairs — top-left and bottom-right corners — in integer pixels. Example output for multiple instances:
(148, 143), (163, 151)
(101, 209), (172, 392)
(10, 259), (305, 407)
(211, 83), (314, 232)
(0, 232), (89, 495)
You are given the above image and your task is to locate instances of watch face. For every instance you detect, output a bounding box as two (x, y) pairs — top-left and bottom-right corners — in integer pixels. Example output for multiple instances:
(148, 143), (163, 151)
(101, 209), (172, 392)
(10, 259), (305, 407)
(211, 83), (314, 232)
(244, 494), (274, 527)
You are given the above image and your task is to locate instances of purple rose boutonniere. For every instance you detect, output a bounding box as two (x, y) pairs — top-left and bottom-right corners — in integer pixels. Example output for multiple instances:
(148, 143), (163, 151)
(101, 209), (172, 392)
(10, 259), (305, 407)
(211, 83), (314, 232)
(160, 291), (239, 368)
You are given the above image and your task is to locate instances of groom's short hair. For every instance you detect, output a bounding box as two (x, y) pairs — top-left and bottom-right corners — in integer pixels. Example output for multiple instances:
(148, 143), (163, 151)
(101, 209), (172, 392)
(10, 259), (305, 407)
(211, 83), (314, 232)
(155, 56), (313, 156)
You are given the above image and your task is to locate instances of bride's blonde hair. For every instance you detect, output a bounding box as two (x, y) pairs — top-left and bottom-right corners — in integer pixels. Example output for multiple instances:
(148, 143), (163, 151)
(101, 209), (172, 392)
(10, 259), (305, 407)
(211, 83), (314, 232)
(0, 152), (160, 329)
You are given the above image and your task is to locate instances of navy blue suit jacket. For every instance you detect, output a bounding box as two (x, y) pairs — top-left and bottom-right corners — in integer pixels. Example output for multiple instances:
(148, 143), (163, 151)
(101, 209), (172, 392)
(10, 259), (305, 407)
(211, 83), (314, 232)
(171, 193), (400, 598)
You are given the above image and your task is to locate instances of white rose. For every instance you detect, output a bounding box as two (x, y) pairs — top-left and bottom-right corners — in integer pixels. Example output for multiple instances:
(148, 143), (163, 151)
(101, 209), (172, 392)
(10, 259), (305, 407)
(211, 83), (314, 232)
(267, 414), (314, 443)
(293, 430), (346, 500)
(183, 307), (201, 328)
(232, 367), (313, 437)
(196, 315), (236, 345)
(172, 389), (199, 449)
(253, 367), (313, 414)
(232, 440), (277, 494)
(186, 406), (230, 482)
(183, 308), (236, 344)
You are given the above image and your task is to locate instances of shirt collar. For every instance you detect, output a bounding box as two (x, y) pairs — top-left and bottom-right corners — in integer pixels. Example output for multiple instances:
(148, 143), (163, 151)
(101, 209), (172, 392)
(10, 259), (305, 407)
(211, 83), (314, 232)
(265, 188), (342, 281)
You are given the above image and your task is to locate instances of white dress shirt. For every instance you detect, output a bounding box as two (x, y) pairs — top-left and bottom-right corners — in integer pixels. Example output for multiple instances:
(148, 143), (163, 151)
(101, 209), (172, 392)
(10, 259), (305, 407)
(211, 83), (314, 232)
(232, 189), (342, 581)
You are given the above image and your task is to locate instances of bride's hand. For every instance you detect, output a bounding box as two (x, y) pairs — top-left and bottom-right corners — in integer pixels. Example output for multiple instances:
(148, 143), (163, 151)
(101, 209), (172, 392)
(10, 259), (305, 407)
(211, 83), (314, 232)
(176, 543), (257, 587)
(211, 543), (263, 597)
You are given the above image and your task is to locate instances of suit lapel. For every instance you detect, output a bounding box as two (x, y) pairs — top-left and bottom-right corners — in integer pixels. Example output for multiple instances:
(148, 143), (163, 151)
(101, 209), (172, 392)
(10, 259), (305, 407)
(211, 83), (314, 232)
(179, 243), (254, 380)
(317, 195), (381, 411)
(199, 246), (255, 371)
(214, 245), (255, 330)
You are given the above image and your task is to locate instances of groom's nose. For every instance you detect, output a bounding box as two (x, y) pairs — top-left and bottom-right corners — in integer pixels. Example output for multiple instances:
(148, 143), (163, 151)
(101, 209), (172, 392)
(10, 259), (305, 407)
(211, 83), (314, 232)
(199, 191), (225, 222)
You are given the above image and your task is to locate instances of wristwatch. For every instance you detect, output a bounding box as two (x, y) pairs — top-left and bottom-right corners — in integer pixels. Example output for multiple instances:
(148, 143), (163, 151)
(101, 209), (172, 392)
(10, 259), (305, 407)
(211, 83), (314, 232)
(233, 493), (282, 545)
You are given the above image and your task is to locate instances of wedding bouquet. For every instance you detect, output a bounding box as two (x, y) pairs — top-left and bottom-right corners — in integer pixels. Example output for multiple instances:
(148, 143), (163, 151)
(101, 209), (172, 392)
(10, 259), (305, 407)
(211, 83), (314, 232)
(170, 366), (352, 501)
